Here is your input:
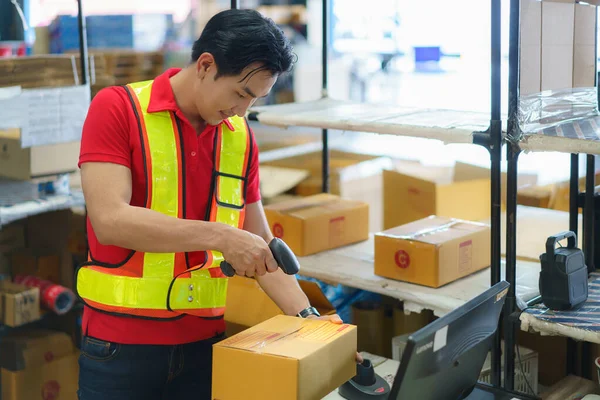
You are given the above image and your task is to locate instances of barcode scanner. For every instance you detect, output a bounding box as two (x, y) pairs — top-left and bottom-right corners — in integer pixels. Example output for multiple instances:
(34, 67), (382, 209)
(220, 237), (300, 277)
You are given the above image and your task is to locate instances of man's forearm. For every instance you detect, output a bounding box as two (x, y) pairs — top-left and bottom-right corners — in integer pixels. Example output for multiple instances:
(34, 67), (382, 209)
(243, 201), (311, 315)
(94, 203), (230, 254)
(256, 269), (310, 316)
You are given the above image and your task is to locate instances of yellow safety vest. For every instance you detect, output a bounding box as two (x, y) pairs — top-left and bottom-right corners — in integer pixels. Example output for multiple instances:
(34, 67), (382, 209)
(75, 79), (252, 319)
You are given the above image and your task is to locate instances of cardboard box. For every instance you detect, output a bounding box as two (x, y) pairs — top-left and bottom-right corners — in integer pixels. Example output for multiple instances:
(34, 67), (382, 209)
(225, 276), (335, 336)
(263, 193), (369, 256)
(374, 216), (491, 288)
(0, 281), (40, 327)
(0, 222), (25, 253)
(261, 149), (393, 232)
(11, 250), (61, 284)
(517, 185), (554, 209)
(0, 129), (80, 180)
(0, 329), (74, 372)
(499, 205), (581, 262)
(68, 207), (88, 258)
(548, 172), (600, 212)
(0, 222), (25, 276)
(383, 162), (490, 229)
(1, 351), (79, 400)
(520, 0), (597, 93)
(212, 315), (357, 400)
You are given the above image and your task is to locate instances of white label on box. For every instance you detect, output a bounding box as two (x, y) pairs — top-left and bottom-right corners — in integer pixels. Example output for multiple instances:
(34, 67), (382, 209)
(0, 85), (90, 148)
(20, 85), (90, 148)
(433, 326), (448, 352)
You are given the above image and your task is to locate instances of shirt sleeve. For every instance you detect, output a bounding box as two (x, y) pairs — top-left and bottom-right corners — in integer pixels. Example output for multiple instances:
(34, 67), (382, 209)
(78, 86), (132, 169)
(245, 124), (262, 204)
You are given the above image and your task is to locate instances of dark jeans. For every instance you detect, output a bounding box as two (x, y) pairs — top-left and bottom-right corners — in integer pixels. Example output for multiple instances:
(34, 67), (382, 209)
(77, 333), (224, 400)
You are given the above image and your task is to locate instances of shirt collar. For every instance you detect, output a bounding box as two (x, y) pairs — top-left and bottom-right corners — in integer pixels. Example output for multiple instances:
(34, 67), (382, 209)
(147, 68), (235, 131)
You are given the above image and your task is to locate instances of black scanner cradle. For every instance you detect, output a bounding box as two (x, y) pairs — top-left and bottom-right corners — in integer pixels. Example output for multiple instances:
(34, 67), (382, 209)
(339, 359), (391, 400)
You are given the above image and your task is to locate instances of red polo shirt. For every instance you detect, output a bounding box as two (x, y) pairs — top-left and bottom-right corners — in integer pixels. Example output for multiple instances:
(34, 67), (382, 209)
(78, 68), (261, 345)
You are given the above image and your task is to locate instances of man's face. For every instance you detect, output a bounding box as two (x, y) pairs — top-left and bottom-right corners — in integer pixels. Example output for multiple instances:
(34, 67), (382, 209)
(193, 54), (277, 126)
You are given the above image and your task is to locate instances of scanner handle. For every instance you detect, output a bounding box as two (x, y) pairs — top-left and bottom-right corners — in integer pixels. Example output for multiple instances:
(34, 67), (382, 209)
(545, 231), (577, 257)
(220, 238), (300, 277)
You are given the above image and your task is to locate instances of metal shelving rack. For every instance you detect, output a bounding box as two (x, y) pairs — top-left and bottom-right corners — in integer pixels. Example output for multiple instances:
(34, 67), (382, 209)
(241, 0), (507, 389)
(0, 0), (89, 228)
(503, 0), (600, 390)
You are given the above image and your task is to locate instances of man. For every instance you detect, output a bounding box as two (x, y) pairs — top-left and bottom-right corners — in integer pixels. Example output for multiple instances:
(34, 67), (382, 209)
(76, 8), (356, 400)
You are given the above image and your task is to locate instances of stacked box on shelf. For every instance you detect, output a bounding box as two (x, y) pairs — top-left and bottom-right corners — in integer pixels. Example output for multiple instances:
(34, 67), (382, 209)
(97, 50), (165, 86)
(49, 14), (173, 54)
(0, 54), (109, 89)
(48, 16), (80, 54)
(0, 55), (109, 180)
(86, 15), (134, 49)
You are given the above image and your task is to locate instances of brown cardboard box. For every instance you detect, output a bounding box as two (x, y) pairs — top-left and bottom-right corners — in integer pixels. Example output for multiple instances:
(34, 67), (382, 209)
(0, 223), (25, 253)
(0, 281), (40, 327)
(224, 276), (336, 336)
(212, 315), (357, 400)
(520, 0), (597, 93)
(11, 249), (61, 284)
(68, 207), (87, 258)
(263, 193), (369, 256)
(0, 129), (80, 180)
(261, 149), (393, 232)
(383, 162), (491, 230)
(0, 329), (74, 372)
(548, 172), (600, 212)
(1, 351), (79, 400)
(374, 216), (491, 288)
(517, 185), (554, 208)
(0, 222), (25, 276)
(259, 166), (310, 202)
(352, 301), (385, 356)
(25, 210), (74, 290)
(497, 205), (581, 262)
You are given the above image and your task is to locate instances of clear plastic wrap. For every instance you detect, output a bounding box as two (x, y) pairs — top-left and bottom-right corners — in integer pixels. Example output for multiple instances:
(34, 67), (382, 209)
(520, 272), (600, 343)
(517, 87), (599, 138)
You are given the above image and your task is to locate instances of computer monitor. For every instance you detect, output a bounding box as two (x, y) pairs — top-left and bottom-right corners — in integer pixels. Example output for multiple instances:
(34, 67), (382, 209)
(389, 280), (510, 400)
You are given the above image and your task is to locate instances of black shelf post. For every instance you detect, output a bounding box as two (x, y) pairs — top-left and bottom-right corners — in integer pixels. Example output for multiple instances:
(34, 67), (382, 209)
(471, 0), (503, 385)
(503, 0), (521, 391)
(566, 154), (579, 376)
(76, 0), (89, 86)
(231, 0), (239, 9)
(321, 0), (330, 193)
(490, 0), (503, 388)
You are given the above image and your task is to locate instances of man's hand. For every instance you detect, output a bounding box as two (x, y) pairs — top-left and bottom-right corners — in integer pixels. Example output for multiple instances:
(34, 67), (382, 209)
(306, 314), (363, 364)
(221, 228), (279, 277)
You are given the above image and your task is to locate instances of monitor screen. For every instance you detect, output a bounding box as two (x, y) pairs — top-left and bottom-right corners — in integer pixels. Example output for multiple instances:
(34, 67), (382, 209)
(389, 280), (509, 400)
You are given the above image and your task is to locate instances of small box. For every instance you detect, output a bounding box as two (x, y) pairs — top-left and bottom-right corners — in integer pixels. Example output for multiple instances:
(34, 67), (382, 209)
(11, 250), (61, 284)
(374, 216), (491, 288)
(0, 223), (25, 254)
(263, 193), (369, 256)
(1, 351), (79, 400)
(0, 281), (40, 327)
(383, 162), (490, 230)
(224, 276), (336, 336)
(261, 149), (392, 232)
(0, 329), (74, 372)
(212, 315), (357, 400)
(0, 129), (80, 181)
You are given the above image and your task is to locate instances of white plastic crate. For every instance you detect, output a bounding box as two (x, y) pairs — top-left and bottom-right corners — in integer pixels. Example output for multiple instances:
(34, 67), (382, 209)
(392, 335), (539, 395)
(479, 344), (539, 396)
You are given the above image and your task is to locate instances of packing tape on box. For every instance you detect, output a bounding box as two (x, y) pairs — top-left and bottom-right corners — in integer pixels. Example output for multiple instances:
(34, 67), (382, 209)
(13, 275), (75, 315)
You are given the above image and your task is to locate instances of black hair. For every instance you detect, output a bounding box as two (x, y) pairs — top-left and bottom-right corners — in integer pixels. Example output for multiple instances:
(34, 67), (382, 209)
(191, 9), (296, 80)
